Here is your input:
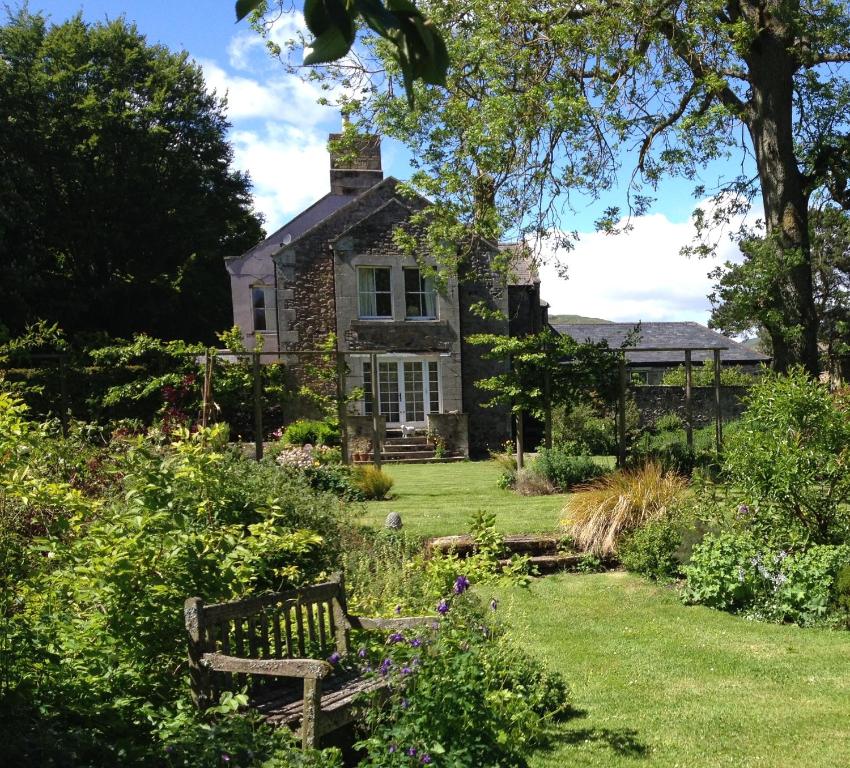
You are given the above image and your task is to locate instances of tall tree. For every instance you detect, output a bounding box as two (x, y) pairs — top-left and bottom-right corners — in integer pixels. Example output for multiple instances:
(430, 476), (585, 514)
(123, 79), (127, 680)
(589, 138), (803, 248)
(261, 0), (850, 374)
(0, 11), (263, 343)
(711, 205), (850, 376)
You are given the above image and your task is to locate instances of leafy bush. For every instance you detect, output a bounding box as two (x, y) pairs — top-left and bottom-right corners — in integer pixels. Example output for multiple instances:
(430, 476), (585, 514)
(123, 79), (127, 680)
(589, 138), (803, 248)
(722, 368), (850, 546)
(2, 414), (346, 765)
(561, 462), (688, 555)
(620, 518), (683, 580)
(553, 401), (617, 455)
(354, 464), (395, 500)
(282, 418), (340, 447)
(683, 532), (850, 625)
(533, 448), (609, 491)
(629, 418), (728, 476)
(355, 590), (568, 767)
(660, 361), (760, 387)
(304, 463), (364, 501)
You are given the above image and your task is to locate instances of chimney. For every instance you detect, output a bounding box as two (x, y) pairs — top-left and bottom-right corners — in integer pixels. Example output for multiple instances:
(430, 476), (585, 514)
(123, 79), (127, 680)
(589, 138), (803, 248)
(329, 133), (383, 195)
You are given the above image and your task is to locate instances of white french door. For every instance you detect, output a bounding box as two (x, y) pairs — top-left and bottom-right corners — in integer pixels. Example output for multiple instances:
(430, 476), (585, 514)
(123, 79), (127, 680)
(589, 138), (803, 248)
(364, 358), (440, 426)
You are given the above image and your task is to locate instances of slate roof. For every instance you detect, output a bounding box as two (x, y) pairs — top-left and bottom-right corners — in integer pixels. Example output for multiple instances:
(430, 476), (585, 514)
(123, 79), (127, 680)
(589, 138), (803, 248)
(227, 192), (356, 264)
(499, 242), (539, 285)
(552, 322), (771, 365)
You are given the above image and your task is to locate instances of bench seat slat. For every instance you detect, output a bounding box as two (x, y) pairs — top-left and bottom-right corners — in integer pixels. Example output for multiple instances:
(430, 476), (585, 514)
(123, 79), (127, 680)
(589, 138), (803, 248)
(203, 582), (340, 623)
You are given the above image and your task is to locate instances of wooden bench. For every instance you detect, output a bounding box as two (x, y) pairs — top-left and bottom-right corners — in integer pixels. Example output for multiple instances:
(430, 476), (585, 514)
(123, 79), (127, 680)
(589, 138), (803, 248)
(184, 573), (430, 748)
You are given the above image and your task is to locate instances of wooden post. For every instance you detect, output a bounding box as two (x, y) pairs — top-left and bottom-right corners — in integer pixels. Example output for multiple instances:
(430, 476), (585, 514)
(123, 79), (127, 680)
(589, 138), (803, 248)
(184, 597), (211, 709)
(516, 409), (525, 469)
(201, 350), (214, 428)
(252, 351), (263, 461)
(684, 349), (693, 450)
(713, 348), (723, 454)
(370, 353), (381, 467)
(617, 354), (627, 468)
(58, 354), (69, 437)
(336, 351), (349, 465)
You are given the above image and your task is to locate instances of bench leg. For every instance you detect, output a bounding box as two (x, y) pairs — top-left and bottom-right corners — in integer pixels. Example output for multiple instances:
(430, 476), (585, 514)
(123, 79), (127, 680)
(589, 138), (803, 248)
(302, 677), (322, 749)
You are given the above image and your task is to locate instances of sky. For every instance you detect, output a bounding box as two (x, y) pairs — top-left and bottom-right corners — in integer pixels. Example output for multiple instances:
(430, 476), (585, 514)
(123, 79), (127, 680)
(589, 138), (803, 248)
(31, 0), (753, 325)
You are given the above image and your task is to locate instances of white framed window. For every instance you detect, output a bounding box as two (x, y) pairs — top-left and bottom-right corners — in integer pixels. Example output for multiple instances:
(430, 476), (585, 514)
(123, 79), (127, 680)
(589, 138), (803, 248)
(251, 285), (277, 333)
(404, 268), (437, 319)
(358, 266), (393, 318)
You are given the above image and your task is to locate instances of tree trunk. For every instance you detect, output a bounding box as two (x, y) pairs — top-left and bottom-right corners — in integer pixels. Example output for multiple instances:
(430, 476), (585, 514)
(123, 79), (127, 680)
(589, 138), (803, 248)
(746, 35), (820, 375)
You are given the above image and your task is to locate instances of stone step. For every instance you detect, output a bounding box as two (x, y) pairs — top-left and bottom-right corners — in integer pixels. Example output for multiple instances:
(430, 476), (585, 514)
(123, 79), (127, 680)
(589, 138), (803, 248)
(384, 437), (430, 446)
(381, 442), (436, 451)
(426, 532), (564, 558)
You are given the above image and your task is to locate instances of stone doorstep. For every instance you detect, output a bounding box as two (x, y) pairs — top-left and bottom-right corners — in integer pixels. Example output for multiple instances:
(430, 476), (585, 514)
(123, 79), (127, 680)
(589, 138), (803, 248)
(351, 456), (466, 465)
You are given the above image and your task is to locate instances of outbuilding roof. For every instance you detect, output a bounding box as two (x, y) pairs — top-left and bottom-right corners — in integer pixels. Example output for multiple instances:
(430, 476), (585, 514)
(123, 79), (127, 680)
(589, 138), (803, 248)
(552, 321), (770, 365)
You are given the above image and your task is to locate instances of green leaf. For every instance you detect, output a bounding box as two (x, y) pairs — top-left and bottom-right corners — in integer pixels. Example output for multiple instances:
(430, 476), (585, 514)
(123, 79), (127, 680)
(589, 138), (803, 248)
(304, 26), (354, 65)
(235, 0), (263, 22)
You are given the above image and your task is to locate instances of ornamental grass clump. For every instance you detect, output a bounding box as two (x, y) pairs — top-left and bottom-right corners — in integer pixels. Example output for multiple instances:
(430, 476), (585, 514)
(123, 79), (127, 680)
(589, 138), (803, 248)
(561, 462), (688, 556)
(354, 465), (395, 500)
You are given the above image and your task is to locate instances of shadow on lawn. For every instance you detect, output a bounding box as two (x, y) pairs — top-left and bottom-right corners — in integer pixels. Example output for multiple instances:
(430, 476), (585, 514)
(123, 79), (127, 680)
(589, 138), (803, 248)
(539, 708), (649, 760)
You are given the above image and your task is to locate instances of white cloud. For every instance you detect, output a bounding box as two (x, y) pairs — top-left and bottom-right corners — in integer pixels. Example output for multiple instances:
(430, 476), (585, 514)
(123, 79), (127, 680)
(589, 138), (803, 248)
(230, 124), (331, 227)
(538, 204), (754, 324)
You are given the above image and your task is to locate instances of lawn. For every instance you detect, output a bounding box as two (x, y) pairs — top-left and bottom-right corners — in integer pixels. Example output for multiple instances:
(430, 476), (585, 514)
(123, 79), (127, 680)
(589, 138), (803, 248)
(491, 572), (850, 768)
(358, 460), (571, 537)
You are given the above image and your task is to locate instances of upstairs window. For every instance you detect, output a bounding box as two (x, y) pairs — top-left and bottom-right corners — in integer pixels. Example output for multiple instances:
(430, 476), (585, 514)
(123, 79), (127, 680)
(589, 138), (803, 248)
(404, 268), (437, 319)
(251, 285), (277, 333)
(358, 266), (392, 318)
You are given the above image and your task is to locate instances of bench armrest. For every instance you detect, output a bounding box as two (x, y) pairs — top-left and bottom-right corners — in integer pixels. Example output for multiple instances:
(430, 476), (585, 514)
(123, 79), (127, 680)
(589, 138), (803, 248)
(201, 653), (332, 679)
(348, 615), (435, 631)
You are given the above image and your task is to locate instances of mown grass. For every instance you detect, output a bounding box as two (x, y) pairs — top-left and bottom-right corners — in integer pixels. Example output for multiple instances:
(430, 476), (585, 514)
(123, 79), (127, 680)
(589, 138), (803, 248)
(491, 572), (850, 768)
(358, 460), (571, 537)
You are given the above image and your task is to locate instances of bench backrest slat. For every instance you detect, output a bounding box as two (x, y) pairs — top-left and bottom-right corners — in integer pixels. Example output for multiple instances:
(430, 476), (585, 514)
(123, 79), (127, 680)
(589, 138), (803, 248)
(185, 573), (352, 707)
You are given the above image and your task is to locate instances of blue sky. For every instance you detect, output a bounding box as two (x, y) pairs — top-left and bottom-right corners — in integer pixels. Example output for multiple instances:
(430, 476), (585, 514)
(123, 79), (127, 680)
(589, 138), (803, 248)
(29, 0), (752, 324)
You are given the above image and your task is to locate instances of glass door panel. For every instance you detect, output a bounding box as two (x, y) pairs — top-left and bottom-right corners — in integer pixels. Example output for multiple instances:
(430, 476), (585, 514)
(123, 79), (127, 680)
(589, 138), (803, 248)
(378, 362), (400, 423)
(403, 362), (425, 423)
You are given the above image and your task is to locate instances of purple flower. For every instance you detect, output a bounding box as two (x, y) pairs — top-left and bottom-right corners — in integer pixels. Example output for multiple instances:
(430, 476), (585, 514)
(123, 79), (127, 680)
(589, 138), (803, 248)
(421, 755), (432, 765)
(737, 503), (751, 518)
(389, 744), (397, 754)
(410, 637), (423, 648)
(401, 666), (412, 676)
(394, 604), (402, 615)
(221, 754), (231, 764)
(401, 697), (410, 709)
(437, 599), (449, 615)
(327, 651), (341, 665)
(412, 657), (420, 666)
(358, 646), (368, 658)
(490, 598), (498, 611)
(453, 575), (470, 594)
(379, 658), (393, 676)
(407, 747), (418, 757)
(387, 632), (405, 644)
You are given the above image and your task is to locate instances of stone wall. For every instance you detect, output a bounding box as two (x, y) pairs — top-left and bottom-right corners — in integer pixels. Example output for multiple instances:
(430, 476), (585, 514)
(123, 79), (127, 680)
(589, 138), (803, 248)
(459, 250), (512, 457)
(427, 413), (469, 457)
(631, 385), (749, 429)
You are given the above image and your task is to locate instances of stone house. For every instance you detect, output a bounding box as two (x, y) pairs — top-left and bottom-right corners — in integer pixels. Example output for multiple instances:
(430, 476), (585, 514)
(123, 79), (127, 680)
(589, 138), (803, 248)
(225, 134), (544, 457)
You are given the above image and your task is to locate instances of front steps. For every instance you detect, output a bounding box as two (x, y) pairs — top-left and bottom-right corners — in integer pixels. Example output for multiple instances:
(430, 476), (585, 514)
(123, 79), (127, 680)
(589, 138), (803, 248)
(351, 429), (466, 464)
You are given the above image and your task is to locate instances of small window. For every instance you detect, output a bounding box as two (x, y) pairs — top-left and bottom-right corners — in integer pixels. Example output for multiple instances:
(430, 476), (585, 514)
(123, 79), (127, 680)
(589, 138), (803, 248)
(358, 267), (393, 318)
(251, 285), (277, 333)
(404, 268), (437, 319)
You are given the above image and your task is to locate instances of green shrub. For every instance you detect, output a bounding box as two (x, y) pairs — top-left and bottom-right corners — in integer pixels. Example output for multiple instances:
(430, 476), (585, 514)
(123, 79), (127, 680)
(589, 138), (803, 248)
(354, 465), (395, 500)
(620, 518), (682, 580)
(683, 532), (850, 625)
(304, 463), (364, 501)
(629, 418), (727, 476)
(282, 418), (339, 446)
(553, 401), (617, 455)
(355, 591), (568, 768)
(834, 564), (850, 626)
(722, 368), (850, 546)
(533, 448), (609, 491)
